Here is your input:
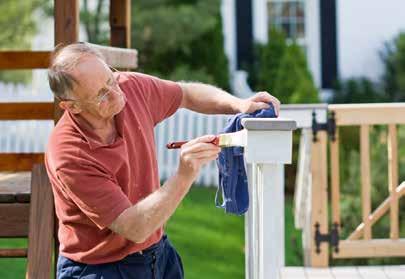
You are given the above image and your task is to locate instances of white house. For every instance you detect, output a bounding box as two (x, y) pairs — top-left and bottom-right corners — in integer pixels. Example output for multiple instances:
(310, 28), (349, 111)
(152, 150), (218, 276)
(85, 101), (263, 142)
(221, 0), (405, 99)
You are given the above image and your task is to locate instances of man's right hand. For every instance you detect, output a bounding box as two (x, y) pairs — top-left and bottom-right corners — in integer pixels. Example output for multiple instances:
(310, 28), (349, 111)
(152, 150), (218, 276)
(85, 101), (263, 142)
(177, 135), (221, 182)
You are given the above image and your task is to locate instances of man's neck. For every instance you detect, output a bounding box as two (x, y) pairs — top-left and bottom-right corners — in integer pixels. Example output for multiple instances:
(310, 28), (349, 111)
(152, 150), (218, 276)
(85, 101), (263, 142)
(76, 112), (117, 144)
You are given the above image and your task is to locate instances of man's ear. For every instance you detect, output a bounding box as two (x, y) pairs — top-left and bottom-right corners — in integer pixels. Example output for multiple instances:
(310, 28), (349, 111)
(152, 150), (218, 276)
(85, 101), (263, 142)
(59, 101), (82, 114)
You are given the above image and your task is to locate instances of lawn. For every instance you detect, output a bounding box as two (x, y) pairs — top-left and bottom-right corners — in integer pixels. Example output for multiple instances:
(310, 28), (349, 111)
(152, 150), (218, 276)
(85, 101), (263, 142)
(0, 186), (302, 278)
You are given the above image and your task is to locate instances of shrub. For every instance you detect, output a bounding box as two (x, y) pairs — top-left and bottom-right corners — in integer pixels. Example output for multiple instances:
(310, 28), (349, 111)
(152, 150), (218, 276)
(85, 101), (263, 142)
(331, 78), (386, 104)
(249, 29), (319, 104)
(132, 0), (230, 90)
(381, 32), (405, 101)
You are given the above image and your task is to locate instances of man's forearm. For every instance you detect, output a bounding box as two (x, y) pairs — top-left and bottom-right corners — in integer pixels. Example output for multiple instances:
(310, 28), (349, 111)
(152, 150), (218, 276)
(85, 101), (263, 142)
(109, 173), (193, 243)
(179, 82), (242, 114)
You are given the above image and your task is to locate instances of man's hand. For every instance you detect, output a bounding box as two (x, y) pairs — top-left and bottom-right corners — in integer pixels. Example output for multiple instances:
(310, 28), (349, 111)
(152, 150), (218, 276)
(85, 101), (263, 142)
(238, 91), (280, 116)
(177, 135), (221, 182)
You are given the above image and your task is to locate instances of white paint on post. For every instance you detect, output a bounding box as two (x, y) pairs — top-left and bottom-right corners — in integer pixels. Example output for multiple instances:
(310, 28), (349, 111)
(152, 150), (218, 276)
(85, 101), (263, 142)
(242, 118), (297, 279)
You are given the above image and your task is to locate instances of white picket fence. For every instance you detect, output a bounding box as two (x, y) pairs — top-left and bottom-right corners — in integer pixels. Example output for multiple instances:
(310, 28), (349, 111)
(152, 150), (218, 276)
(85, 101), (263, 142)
(155, 109), (229, 186)
(0, 82), (230, 186)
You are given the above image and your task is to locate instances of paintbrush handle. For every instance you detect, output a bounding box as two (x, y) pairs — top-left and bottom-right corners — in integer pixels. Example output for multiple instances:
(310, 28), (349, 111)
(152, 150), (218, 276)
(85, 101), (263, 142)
(166, 141), (188, 149)
(166, 137), (219, 149)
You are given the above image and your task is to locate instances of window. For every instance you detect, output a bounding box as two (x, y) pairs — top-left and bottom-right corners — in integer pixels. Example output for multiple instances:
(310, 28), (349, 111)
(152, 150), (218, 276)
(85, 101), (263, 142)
(267, 0), (306, 43)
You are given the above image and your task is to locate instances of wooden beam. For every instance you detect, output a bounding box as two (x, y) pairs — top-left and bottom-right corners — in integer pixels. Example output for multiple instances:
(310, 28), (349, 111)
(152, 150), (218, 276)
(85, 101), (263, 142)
(54, 0), (79, 45)
(0, 172), (31, 203)
(387, 124), (399, 240)
(0, 51), (50, 70)
(0, 154), (44, 172)
(110, 0), (131, 48)
(54, 0), (79, 123)
(0, 249), (28, 258)
(348, 182), (405, 240)
(310, 131), (329, 267)
(26, 164), (55, 279)
(330, 127), (341, 227)
(360, 125), (372, 240)
(0, 203), (30, 237)
(329, 103), (405, 126)
(0, 103), (54, 120)
(333, 239), (405, 258)
(87, 43), (137, 69)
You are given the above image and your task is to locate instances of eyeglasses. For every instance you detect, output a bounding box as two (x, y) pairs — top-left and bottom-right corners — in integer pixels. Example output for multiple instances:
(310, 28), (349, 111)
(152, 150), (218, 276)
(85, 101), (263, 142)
(55, 65), (121, 107)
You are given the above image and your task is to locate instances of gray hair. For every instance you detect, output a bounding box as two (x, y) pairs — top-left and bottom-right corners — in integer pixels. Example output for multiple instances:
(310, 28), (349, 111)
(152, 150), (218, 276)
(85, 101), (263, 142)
(48, 43), (105, 100)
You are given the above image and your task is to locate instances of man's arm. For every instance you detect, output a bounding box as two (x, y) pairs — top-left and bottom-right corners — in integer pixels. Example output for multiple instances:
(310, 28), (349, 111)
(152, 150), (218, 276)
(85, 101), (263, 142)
(178, 82), (280, 115)
(109, 135), (220, 243)
(109, 172), (192, 243)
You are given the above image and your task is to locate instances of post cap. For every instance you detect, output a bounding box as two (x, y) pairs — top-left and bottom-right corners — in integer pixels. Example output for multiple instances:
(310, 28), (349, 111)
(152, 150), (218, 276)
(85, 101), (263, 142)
(241, 118), (297, 131)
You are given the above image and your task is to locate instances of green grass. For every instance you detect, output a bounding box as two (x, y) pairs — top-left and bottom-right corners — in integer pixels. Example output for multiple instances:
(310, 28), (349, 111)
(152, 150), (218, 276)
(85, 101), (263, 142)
(0, 186), (303, 278)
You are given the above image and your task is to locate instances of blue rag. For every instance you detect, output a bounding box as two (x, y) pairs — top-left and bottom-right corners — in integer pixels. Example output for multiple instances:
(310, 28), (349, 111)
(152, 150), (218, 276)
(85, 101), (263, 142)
(215, 103), (277, 215)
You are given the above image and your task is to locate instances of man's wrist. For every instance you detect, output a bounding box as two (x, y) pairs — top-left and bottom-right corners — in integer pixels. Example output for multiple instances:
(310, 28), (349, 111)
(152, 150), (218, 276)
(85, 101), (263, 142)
(234, 98), (247, 114)
(174, 170), (195, 189)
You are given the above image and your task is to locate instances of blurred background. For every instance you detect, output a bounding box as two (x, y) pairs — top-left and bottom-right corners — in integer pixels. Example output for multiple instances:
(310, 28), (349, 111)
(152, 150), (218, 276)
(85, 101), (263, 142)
(1, 0), (405, 278)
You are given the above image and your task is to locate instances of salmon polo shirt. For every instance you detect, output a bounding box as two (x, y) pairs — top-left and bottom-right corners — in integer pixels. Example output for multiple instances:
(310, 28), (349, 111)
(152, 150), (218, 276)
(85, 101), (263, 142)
(45, 72), (183, 264)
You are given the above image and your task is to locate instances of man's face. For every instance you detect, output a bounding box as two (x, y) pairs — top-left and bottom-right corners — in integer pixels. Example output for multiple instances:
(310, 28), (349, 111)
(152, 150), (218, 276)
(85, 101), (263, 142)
(69, 56), (127, 119)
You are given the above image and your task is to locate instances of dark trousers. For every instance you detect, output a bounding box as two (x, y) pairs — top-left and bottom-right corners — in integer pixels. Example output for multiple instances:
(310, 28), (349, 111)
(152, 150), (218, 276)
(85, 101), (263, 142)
(57, 235), (184, 279)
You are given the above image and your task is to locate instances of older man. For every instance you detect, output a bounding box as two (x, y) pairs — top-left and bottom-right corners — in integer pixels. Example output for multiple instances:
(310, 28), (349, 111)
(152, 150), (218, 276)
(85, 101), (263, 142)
(45, 43), (280, 279)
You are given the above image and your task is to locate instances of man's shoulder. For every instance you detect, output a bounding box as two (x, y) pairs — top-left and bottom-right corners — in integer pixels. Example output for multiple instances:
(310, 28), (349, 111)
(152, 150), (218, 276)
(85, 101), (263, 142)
(46, 115), (87, 169)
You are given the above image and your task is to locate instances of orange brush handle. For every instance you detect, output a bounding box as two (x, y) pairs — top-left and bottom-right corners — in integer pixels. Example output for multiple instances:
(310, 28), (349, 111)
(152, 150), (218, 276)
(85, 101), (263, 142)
(166, 136), (219, 149)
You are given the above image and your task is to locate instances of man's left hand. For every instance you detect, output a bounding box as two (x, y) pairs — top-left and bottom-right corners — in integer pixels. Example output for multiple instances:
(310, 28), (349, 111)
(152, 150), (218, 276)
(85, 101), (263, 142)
(238, 91), (280, 116)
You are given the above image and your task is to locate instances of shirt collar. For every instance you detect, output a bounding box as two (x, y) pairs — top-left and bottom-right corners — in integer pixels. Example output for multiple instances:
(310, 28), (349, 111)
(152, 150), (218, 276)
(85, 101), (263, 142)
(67, 106), (126, 150)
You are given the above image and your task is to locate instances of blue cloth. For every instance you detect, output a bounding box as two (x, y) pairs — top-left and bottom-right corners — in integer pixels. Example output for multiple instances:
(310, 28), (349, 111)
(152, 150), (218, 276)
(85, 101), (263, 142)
(215, 103), (277, 215)
(57, 235), (184, 279)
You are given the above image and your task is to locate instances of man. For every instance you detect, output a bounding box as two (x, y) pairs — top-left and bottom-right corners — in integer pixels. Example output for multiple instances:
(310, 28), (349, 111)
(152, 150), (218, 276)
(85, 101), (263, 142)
(45, 43), (280, 279)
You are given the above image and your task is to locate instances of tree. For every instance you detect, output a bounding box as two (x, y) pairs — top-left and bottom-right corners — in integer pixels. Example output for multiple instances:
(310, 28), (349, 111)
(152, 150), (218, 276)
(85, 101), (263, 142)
(81, 0), (109, 45)
(248, 29), (318, 104)
(132, 0), (229, 89)
(381, 32), (405, 101)
(0, 0), (45, 83)
(272, 43), (319, 104)
(249, 28), (287, 93)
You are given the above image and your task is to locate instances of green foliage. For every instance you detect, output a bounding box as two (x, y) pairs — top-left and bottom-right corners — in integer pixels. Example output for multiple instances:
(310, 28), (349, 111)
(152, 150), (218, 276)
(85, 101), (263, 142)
(81, 0), (109, 45)
(249, 29), (319, 104)
(381, 32), (405, 101)
(0, 0), (45, 83)
(132, 0), (230, 90)
(248, 29), (287, 92)
(331, 78), (386, 104)
(273, 44), (319, 104)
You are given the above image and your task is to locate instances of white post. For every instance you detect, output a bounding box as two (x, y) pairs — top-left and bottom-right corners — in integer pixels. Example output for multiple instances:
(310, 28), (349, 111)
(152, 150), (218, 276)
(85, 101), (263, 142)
(243, 118), (297, 279)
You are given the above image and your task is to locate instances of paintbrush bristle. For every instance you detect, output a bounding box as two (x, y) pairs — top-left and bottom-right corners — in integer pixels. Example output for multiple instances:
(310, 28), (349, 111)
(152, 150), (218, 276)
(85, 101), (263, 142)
(218, 129), (247, 147)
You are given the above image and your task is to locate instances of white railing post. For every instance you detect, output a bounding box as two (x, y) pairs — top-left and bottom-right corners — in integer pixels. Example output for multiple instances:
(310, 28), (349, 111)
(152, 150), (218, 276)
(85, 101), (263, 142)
(243, 118), (297, 279)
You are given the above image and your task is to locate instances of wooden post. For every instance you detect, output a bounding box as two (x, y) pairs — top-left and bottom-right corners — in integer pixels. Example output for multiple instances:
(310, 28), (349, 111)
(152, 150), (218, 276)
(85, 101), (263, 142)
(54, 0), (79, 122)
(310, 131), (329, 267)
(387, 124), (399, 239)
(278, 104), (329, 267)
(52, 1), (79, 275)
(330, 127), (340, 229)
(360, 125), (372, 240)
(242, 118), (297, 279)
(26, 164), (54, 279)
(110, 0), (131, 48)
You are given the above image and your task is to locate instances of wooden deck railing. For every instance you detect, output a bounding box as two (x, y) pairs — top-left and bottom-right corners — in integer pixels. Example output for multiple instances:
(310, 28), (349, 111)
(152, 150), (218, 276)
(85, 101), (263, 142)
(328, 103), (405, 259)
(293, 103), (405, 267)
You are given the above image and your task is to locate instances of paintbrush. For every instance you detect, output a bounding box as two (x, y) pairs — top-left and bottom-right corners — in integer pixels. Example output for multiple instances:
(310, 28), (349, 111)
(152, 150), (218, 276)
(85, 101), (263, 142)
(166, 129), (247, 149)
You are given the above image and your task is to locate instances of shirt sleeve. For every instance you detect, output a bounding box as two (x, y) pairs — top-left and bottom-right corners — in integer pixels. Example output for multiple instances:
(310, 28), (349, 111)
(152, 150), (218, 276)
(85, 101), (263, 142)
(127, 73), (183, 126)
(56, 165), (132, 230)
